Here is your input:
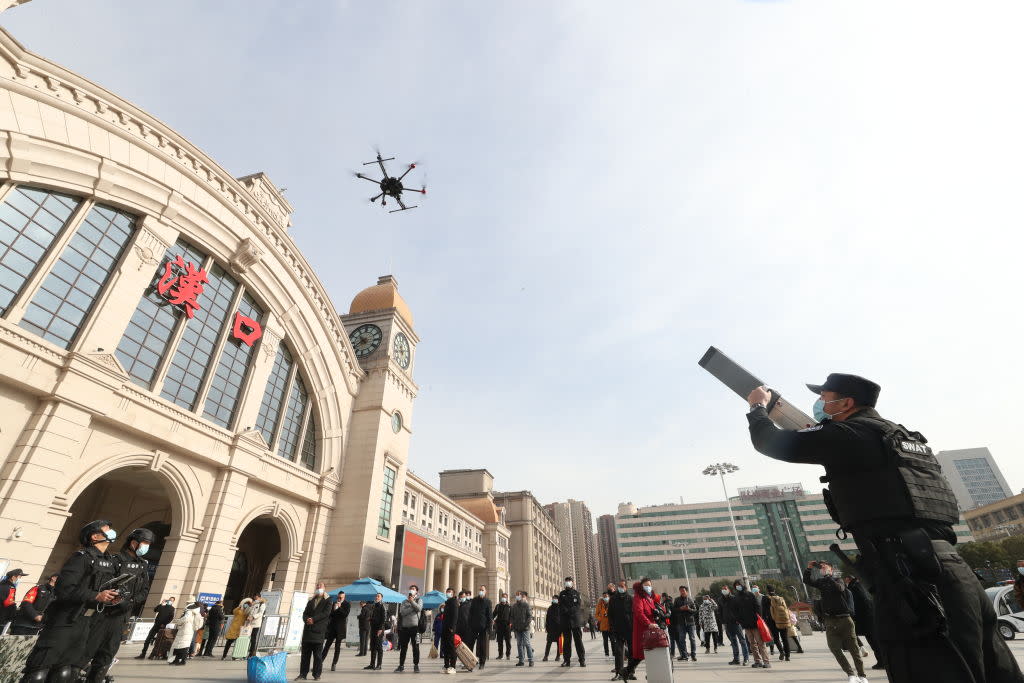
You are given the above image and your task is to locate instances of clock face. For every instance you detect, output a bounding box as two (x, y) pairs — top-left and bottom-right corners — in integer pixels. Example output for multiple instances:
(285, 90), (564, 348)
(392, 332), (411, 369)
(391, 411), (403, 434)
(349, 324), (383, 358)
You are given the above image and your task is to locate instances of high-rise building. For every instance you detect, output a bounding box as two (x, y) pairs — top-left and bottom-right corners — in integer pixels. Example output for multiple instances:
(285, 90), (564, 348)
(596, 514), (623, 585)
(546, 499), (599, 607)
(615, 483), (974, 596)
(935, 448), (1013, 510)
(492, 490), (562, 624)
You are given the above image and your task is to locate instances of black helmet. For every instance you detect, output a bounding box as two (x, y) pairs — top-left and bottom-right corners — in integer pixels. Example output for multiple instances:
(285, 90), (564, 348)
(122, 528), (155, 550)
(79, 520), (113, 547)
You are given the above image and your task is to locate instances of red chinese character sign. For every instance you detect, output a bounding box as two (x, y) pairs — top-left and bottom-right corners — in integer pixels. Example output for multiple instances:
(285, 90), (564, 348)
(156, 255), (208, 319)
(232, 312), (262, 346)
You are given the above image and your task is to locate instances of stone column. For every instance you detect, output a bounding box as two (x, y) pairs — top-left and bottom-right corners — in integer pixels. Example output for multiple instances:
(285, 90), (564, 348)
(455, 561), (464, 592)
(441, 556), (451, 591)
(152, 531), (202, 605)
(467, 565), (475, 592)
(425, 550), (435, 592)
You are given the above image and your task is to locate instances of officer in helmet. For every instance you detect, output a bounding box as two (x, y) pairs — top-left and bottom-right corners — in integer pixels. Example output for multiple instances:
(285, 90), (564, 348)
(745, 374), (1022, 683)
(20, 520), (119, 683)
(79, 529), (153, 683)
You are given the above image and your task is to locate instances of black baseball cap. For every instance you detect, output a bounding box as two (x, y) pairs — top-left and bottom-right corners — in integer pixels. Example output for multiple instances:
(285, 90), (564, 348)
(807, 373), (881, 407)
(6, 568), (27, 579)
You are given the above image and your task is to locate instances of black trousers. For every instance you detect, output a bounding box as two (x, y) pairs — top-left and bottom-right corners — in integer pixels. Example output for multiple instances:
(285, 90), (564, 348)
(322, 631), (344, 668)
(561, 626), (585, 663)
(300, 641), (324, 678)
(442, 631), (457, 669)
(601, 630), (612, 656)
(248, 627), (261, 657)
(358, 626), (369, 655)
(611, 632), (630, 672)
(80, 612), (126, 679)
(866, 538), (1023, 683)
(398, 627), (419, 666)
(202, 621), (222, 656)
(368, 630), (383, 668)
(495, 628), (511, 658)
(543, 633), (559, 659)
(768, 622), (788, 658)
(23, 613), (96, 677)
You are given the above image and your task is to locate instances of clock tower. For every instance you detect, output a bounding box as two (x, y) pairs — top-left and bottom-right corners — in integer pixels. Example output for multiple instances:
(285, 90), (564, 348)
(324, 275), (420, 584)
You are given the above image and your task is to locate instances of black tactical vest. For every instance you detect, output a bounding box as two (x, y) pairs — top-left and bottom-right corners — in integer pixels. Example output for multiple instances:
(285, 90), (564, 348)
(822, 415), (960, 535)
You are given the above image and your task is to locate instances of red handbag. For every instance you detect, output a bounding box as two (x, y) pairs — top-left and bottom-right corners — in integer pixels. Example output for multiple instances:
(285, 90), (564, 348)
(755, 615), (772, 643)
(642, 624), (669, 650)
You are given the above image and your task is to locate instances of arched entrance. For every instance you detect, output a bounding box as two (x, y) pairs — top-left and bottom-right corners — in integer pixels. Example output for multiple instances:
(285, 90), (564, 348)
(43, 467), (174, 594)
(224, 516), (282, 609)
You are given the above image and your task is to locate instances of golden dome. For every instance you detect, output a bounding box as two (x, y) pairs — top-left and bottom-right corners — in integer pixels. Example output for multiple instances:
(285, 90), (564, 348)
(349, 275), (414, 327)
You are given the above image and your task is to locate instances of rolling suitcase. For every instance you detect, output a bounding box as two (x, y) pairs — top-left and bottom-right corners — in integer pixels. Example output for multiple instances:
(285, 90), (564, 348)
(150, 629), (174, 660)
(454, 641), (477, 671)
(232, 635), (252, 660)
(643, 641), (674, 683)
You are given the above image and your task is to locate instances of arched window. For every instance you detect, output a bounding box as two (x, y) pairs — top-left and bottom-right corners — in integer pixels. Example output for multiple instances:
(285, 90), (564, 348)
(254, 344), (318, 471)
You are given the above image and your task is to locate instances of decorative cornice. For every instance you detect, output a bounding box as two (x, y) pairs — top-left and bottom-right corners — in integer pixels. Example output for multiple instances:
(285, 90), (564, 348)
(230, 237), (263, 274)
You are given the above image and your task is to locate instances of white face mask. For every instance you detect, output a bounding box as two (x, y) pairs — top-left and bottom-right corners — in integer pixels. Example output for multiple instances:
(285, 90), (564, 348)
(500, 597), (507, 603)
(446, 592), (454, 598)
(315, 588), (325, 595)
(409, 590), (418, 597)
(565, 581), (573, 588)
(514, 595), (522, 602)
(552, 599), (559, 605)
(602, 597), (609, 603)
(642, 585), (652, 594)
(478, 591), (485, 598)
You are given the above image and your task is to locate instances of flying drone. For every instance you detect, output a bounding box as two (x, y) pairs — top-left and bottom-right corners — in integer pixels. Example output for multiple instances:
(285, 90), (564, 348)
(355, 152), (426, 213)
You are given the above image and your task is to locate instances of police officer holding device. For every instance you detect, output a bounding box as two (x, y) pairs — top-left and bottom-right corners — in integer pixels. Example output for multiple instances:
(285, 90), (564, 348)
(745, 374), (1023, 683)
(21, 520), (120, 683)
(80, 528), (153, 683)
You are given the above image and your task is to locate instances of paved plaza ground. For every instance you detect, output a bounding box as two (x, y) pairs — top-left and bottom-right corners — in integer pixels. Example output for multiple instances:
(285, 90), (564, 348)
(106, 634), (1024, 683)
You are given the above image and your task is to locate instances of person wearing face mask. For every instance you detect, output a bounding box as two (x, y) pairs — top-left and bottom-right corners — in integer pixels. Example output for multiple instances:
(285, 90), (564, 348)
(619, 579), (657, 681)
(698, 595), (718, 654)
(595, 591), (611, 659)
(719, 584), (748, 665)
(20, 520), (119, 683)
(747, 374), (1021, 683)
(246, 594), (267, 658)
(322, 591), (350, 671)
(395, 584), (423, 673)
(441, 588), (459, 674)
(139, 597), (176, 659)
(201, 600), (225, 657)
(364, 593), (386, 671)
(492, 592), (512, 661)
(542, 596), (561, 662)
(10, 574), (58, 636)
(80, 528), (154, 683)
(732, 581), (769, 669)
(467, 585), (492, 668)
(803, 562), (865, 682)
(557, 577), (585, 667)
(295, 582), (332, 680)
(0, 568), (28, 633)
(608, 580), (633, 679)
(510, 591), (534, 667)
(456, 591), (472, 655)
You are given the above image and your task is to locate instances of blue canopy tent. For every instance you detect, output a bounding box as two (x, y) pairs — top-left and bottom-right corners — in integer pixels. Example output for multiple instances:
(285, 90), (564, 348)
(420, 590), (446, 609)
(328, 577), (406, 603)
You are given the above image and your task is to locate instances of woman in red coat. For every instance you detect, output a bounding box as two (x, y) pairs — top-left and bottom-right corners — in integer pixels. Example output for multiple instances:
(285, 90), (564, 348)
(622, 578), (658, 680)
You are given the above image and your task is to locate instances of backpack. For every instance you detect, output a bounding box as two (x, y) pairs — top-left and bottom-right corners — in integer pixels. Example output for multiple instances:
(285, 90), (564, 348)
(418, 610), (428, 634)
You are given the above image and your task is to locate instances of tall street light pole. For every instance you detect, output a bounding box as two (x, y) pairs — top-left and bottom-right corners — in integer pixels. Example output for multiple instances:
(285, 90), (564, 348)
(670, 540), (690, 589)
(779, 515), (810, 601)
(702, 462), (748, 581)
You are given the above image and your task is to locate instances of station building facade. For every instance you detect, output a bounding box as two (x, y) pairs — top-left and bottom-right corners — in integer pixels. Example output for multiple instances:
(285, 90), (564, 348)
(0, 26), (458, 612)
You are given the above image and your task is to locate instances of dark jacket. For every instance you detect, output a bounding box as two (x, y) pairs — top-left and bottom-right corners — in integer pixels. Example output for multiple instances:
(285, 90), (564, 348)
(368, 601), (386, 630)
(803, 567), (850, 617)
(608, 590), (632, 637)
(557, 587), (583, 628)
(492, 602), (512, 632)
(457, 599), (472, 637)
(48, 546), (118, 626)
(301, 594), (333, 643)
(207, 604), (225, 625)
(0, 578), (19, 626)
(671, 595), (695, 626)
(732, 589), (761, 629)
(759, 594), (773, 620)
(442, 597), (459, 634)
(510, 601), (531, 632)
(545, 603), (561, 634)
(468, 595), (492, 632)
(12, 582), (54, 632)
(328, 599), (351, 637)
(719, 593), (739, 624)
(153, 601), (176, 626)
(846, 578), (873, 632)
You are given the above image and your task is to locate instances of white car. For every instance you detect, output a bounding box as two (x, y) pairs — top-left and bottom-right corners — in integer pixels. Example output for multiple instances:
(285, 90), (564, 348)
(986, 585), (1024, 640)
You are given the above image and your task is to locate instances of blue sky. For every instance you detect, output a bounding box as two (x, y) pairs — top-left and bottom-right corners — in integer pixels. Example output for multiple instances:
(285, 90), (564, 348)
(5, 1), (1024, 519)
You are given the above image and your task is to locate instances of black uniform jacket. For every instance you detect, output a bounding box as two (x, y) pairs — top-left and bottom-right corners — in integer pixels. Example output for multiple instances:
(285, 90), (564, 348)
(803, 568), (850, 617)
(731, 590), (760, 629)
(545, 604), (561, 634)
(442, 596), (459, 635)
(368, 601), (386, 630)
(557, 587), (583, 628)
(468, 595), (492, 633)
(747, 406), (955, 542)
(457, 600), (472, 636)
(328, 599), (350, 637)
(608, 591), (632, 637)
(15, 583), (54, 627)
(153, 602), (175, 626)
(492, 602), (511, 632)
(301, 594), (334, 643)
(47, 546), (117, 625)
